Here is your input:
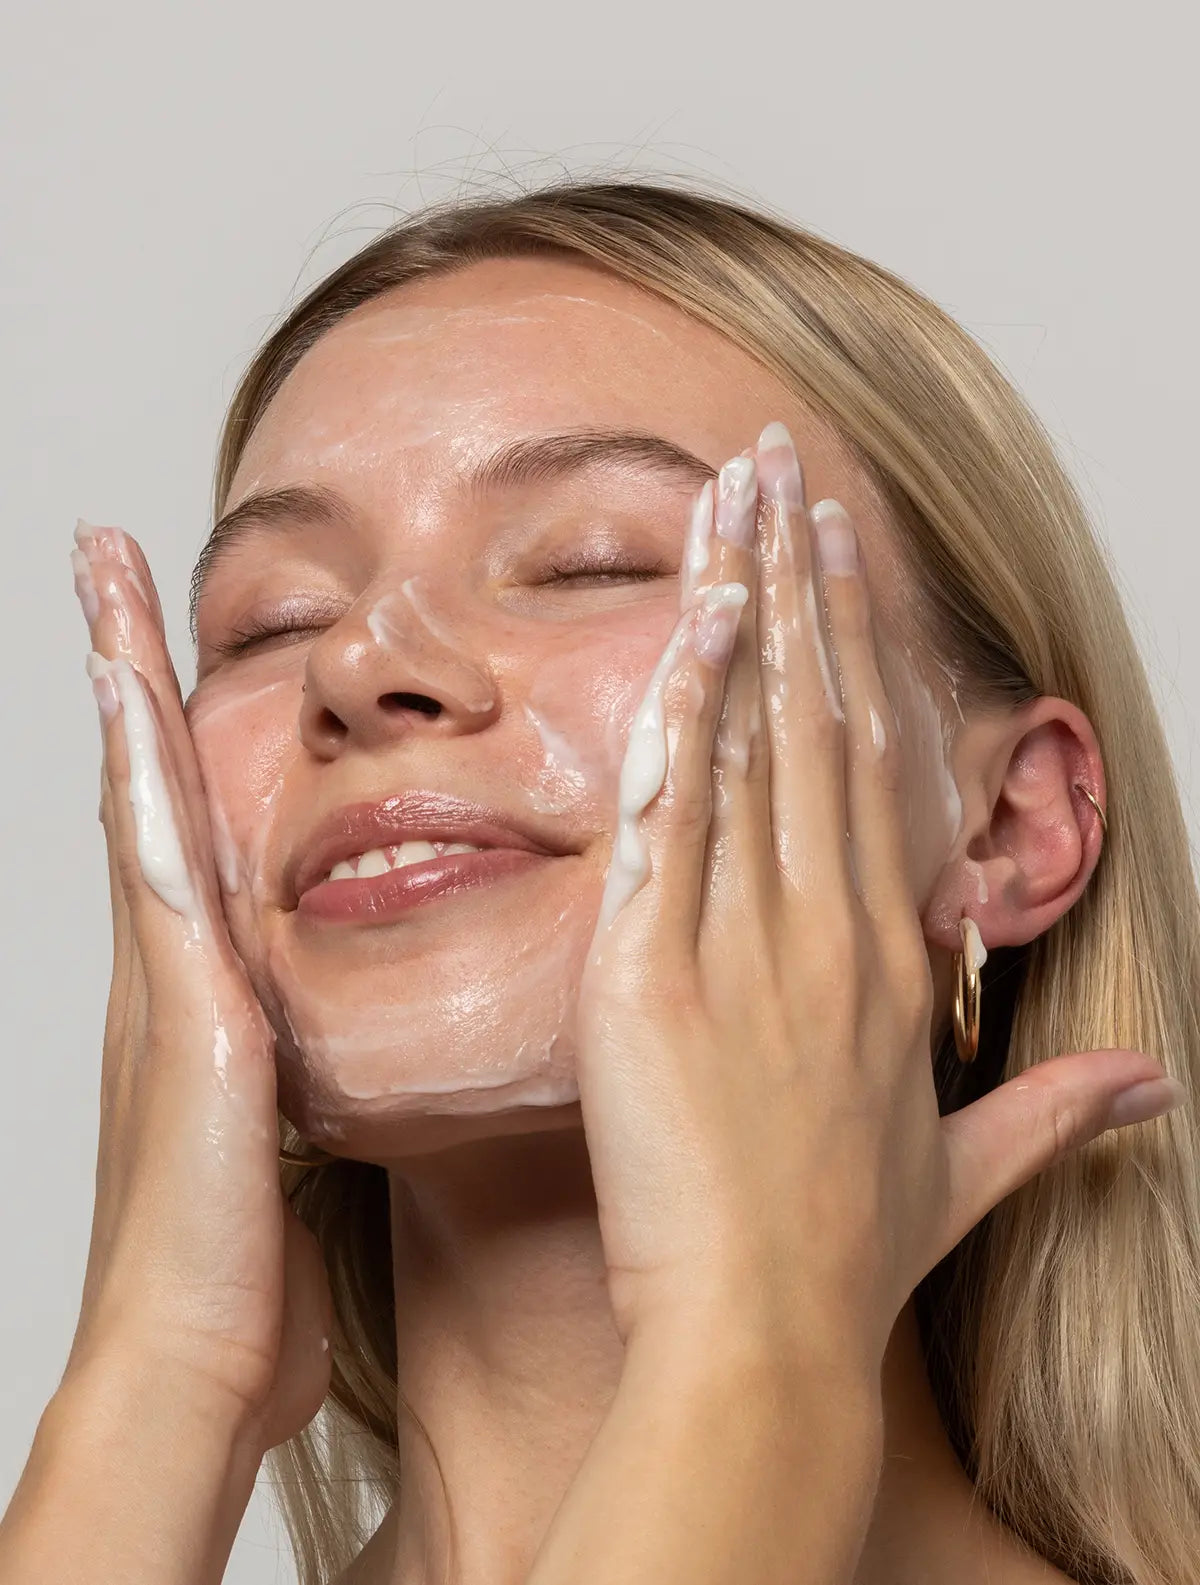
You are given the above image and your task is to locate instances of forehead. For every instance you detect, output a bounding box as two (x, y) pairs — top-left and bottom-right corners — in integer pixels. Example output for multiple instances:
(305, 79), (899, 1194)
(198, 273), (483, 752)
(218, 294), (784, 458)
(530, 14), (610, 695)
(226, 256), (873, 523)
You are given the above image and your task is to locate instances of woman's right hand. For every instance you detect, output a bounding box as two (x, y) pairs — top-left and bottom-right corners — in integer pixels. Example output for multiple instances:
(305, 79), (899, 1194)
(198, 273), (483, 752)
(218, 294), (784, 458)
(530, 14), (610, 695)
(65, 522), (333, 1455)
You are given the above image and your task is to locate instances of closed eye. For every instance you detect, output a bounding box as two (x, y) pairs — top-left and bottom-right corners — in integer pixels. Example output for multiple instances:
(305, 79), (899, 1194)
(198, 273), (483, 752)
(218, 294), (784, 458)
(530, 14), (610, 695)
(209, 616), (326, 658)
(538, 554), (672, 585)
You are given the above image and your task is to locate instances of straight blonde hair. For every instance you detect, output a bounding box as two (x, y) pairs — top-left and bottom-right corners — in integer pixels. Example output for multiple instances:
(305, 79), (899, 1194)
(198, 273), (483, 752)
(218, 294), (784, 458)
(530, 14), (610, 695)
(210, 177), (1200, 1584)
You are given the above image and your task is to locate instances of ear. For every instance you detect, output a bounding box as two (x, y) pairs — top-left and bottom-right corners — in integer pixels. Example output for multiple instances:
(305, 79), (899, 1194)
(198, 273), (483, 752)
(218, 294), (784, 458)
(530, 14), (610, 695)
(920, 696), (1108, 954)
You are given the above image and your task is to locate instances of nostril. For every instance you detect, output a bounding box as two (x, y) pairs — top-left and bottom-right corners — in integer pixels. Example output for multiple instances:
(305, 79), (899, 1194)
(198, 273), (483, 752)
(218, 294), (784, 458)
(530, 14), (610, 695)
(381, 691), (442, 718)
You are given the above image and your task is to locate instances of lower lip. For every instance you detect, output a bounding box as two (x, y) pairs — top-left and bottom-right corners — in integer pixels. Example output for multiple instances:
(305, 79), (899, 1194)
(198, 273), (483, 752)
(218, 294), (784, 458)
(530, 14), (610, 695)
(295, 848), (549, 923)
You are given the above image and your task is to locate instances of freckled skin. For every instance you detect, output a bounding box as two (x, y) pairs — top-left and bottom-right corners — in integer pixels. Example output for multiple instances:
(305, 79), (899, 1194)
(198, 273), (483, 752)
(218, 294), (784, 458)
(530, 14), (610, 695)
(185, 256), (951, 1165)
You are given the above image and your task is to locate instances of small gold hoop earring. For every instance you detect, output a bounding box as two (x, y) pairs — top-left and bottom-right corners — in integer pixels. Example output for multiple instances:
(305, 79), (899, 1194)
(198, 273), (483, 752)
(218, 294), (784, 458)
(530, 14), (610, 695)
(953, 916), (981, 1064)
(1075, 782), (1108, 835)
(278, 1144), (337, 1170)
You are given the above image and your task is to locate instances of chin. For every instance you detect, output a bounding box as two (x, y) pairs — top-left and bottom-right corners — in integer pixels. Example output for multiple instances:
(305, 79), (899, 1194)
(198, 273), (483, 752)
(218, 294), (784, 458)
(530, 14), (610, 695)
(222, 856), (600, 1166)
(267, 992), (586, 1164)
(279, 1066), (586, 1165)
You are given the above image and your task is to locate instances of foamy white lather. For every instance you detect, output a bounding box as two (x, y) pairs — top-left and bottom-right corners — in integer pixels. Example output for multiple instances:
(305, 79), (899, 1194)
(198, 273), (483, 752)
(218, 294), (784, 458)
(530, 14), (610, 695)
(87, 651), (196, 917)
(595, 581), (749, 934)
(960, 915), (987, 973)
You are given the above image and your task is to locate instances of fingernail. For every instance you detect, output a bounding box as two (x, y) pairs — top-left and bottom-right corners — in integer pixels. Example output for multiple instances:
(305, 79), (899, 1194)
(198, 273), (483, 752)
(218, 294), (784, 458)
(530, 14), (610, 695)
(74, 517), (122, 560)
(74, 517), (123, 565)
(756, 421), (805, 509)
(811, 498), (859, 576)
(74, 517), (102, 555)
(74, 518), (154, 612)
(715, 457), (757, 545)
(1104, 1076), (1188, 1129)
(757, 420), (793, 451)
(694, 582), (749, 665)
(71, 547), (100, 625)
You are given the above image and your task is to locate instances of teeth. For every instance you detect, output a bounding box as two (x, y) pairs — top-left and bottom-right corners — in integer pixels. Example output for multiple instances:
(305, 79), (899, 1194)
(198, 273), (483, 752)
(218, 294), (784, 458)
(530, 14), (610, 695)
(322, 840), (482, 885)
(355, 848), (393, 878)
(390, 840), (439, 868)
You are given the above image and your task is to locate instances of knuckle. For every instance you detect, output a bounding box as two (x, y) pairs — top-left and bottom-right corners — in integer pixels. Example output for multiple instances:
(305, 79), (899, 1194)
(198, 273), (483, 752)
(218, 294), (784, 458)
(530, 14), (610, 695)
(801, 697), (846, 752)
(831, 578), (870, 642)
(807, 905), (859, 975)
(884, 933), (935, 1022)
(667, 779), (712, 839)
(111, 840), (147, 900)
(1048, 1099), (1086, 1163)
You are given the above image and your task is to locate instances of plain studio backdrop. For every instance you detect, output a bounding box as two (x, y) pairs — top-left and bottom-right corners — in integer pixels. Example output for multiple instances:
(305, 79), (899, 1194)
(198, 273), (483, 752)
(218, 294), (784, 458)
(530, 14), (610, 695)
(2, 2), (1197, 1578)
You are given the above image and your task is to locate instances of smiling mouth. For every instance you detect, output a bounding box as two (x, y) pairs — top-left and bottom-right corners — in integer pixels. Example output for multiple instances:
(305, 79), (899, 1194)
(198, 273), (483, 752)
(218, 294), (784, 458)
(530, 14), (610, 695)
(296, 843), (554, 923)
(318, 838), (488, 886)
(287, 787), (582, 926)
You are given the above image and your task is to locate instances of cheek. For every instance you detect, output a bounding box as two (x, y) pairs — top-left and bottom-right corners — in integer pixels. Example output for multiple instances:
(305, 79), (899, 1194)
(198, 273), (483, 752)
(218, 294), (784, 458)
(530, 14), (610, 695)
(516, 624), (667, 825)
(187, 667), (303, 927)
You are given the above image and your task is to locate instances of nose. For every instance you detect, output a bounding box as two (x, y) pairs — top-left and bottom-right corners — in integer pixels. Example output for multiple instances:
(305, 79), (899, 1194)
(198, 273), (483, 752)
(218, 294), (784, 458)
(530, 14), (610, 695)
(297, 578), (500, 759)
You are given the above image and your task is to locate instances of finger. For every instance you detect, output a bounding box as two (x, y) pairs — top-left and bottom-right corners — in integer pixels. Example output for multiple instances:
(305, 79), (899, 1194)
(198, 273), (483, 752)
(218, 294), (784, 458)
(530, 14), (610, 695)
(92, 685), (135, 998)
(91, 670), (146, 1213)
(933, 1050), (1188, 1270)
(86, 652), (211, 937)
(694, 456), (777, 942)
(75, 536), (219, 889)
(589, 599), (703, 967)
(753, 424), (855, 903)
(809, 497), (911, 922)
(75, 520), (170, 670)
(642, 583), (749, 953)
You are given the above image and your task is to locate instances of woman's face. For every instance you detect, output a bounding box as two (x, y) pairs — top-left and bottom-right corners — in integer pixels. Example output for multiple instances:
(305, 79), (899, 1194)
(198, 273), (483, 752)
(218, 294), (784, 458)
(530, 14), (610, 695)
(186, 256), (963, 1162)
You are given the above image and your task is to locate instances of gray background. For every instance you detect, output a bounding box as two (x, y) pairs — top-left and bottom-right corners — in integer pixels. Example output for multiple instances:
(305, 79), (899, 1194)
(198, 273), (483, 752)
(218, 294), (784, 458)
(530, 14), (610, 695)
(3, 2), (1196, 1578)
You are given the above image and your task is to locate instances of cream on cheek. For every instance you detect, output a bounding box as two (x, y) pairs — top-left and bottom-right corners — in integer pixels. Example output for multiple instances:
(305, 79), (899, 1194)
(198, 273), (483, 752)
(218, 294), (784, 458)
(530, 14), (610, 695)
(877, 640), (966, 900)
(187, 662), (304, 933)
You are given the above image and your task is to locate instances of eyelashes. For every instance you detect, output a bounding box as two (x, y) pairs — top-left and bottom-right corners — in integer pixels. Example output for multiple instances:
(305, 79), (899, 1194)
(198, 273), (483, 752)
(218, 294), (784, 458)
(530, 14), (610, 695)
(210, 557), (674, 659)
(538, 551), (671, 585)
(209, 614), (324, 659)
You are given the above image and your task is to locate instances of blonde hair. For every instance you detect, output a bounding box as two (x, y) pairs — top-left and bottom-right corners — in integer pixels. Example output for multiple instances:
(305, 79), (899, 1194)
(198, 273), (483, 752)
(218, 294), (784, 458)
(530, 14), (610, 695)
(211, 177), (1200, 1584)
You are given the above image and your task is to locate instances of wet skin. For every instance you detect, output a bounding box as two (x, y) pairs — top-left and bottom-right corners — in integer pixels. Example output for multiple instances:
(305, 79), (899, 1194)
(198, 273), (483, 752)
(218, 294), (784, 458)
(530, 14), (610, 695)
(187, 254), (961, 1165)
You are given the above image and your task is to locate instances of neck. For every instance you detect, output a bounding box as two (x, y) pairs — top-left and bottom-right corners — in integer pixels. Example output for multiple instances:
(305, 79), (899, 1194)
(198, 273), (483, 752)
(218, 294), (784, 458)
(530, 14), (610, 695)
(343, 1124), (1024, 1585)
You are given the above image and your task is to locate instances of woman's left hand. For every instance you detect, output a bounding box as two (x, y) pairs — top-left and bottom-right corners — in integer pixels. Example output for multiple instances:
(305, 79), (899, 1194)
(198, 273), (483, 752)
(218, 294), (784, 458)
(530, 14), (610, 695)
(576, 420), (1187, 1370)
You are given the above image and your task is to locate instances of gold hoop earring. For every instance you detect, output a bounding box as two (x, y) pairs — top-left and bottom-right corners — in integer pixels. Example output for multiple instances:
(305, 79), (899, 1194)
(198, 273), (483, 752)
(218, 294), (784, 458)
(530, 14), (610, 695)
(1075, 782), (1107, 835)
(953, 916), (982, 1064)
(278, 1144), (337, 1170)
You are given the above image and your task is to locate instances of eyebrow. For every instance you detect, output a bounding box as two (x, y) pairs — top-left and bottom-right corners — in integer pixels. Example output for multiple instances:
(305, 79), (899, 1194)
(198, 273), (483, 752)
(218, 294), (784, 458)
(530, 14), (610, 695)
(188, 428), (718, 638)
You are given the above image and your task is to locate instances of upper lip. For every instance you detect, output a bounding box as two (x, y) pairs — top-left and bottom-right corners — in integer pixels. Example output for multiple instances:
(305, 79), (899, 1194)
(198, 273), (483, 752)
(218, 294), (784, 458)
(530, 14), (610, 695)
(288, 790), (575, 904)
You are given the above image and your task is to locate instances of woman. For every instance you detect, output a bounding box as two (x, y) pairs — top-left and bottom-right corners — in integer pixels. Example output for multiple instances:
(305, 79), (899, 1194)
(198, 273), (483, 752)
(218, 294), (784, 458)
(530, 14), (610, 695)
(2, 178), (1196, 1585)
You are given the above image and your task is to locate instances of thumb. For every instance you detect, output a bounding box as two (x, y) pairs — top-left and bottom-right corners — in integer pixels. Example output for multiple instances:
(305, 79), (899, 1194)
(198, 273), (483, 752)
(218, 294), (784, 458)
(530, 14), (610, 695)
(935, 1049), (1189, 1263)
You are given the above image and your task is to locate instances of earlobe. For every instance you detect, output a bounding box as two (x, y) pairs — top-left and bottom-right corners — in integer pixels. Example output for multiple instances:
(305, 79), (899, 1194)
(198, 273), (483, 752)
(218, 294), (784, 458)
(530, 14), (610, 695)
(919, 695), (1107, 957)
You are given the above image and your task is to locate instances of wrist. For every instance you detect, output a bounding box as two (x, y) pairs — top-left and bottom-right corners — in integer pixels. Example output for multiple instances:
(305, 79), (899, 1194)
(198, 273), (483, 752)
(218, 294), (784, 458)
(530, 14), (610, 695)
(527, 1304), (884, 1585)
(58, 1335), (264, 1446)
(625, 1299), (884, 1418)
(16, 1352), (264, 1583)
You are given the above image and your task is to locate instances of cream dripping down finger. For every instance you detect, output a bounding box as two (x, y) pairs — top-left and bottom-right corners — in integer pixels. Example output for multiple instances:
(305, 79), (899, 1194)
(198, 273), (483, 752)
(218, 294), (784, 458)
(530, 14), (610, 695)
(87, 651), (197, 919)
(594, 581), (749, 936)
